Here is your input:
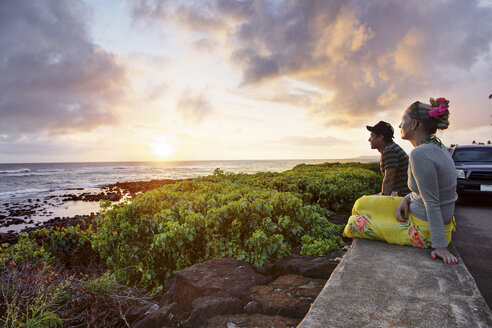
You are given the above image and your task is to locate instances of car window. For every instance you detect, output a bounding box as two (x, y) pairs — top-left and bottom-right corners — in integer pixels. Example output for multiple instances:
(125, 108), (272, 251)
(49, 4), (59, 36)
(453, 148), (492, 162)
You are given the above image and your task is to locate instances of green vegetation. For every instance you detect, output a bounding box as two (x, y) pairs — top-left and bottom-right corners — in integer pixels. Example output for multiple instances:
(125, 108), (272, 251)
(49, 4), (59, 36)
(92, 162), (381, 292)
(0, 162), (381, 325)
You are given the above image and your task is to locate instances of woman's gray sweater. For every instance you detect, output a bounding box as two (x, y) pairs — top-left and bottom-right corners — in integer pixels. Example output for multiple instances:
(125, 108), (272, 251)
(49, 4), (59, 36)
(405, 142), (458, 248)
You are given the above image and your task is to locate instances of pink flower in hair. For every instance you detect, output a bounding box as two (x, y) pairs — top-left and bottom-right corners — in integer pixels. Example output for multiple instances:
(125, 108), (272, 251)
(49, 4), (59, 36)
(429, 97), (449, 117)
(429, 104), (448, 117)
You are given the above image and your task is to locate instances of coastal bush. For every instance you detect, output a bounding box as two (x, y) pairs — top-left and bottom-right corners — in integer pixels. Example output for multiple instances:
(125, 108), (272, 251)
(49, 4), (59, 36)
(0, 234), (53, 267)
(92, 162), (380, 291)
(0, 225), (149, 327)
(0, 161), (380, 323)
(30, 225), (98, 268)
(0, 260), (68, 328)
(0, 259), (149, 327)
(1, 221), (99, 271)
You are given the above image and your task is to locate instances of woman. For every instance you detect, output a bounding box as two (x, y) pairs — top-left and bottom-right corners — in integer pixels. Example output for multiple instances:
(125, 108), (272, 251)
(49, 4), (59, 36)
(343, 97), (458, 265)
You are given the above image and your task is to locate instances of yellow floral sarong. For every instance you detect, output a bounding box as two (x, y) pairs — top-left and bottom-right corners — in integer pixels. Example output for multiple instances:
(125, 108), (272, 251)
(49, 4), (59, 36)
(343, 195), (456, 248)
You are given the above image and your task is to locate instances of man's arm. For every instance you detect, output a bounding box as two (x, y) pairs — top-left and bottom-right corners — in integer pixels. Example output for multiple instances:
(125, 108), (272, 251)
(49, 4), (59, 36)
(382, 167), (397, 195)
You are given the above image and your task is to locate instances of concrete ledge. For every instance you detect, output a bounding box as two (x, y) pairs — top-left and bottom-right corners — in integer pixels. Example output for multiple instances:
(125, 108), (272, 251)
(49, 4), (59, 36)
(298, 239), (492, 328)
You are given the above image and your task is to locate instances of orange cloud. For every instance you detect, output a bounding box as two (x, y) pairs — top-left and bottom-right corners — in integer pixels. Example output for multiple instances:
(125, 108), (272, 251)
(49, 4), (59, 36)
(132, 0), (492, 129)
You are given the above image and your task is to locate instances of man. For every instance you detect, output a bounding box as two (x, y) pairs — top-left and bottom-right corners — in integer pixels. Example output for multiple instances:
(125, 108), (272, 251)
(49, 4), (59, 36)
(367, 121), (410, 196)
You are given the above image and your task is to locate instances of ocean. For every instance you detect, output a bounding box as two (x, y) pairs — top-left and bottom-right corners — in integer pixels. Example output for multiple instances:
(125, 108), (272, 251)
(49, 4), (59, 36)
(0, 158), (377, 232)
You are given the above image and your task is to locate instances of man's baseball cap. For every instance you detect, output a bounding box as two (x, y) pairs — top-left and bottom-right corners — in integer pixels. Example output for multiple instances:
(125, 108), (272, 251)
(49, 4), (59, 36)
(366, 121), (394, 140)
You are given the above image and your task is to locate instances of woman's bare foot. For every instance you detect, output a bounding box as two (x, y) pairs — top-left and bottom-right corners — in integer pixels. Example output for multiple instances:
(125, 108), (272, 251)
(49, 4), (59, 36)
(431, 247), (458, 265)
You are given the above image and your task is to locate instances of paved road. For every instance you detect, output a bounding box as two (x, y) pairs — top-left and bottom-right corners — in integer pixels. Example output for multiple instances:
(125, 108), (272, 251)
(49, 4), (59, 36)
(453, 196), (492, 310)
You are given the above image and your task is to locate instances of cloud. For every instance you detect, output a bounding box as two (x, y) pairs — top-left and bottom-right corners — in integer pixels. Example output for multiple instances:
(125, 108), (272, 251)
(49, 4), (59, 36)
(273, 135), (345, 147)
(144, 82), (168, 101)
(0, 0), (128, 138)
(132, 0), (253, 30)
(176, 88), (213, 123)
(0, 135), (92, 163)
(132, 0), (492, 129)
(232, 49), (279, 84)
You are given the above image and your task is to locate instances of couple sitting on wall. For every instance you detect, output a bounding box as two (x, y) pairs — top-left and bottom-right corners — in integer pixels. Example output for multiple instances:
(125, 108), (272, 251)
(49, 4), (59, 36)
(343, 98), (458, 265)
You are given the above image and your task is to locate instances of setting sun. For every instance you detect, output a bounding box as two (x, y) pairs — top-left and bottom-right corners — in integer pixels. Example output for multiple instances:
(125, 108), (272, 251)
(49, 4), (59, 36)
(148, 139), (176, 159)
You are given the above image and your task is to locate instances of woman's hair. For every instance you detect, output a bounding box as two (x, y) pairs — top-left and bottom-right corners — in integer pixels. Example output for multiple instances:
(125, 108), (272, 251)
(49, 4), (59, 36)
(408, 100), (450, 134)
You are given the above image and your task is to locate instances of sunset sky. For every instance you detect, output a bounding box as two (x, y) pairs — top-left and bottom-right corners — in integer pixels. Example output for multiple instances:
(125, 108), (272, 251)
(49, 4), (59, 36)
(1, 0), (491, 163)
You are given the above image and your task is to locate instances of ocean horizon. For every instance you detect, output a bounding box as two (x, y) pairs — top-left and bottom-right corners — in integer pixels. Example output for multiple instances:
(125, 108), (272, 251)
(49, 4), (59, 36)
(0, 157), (378, 233)
(0, 157), (379, 196)
(0, 155), (379, 165)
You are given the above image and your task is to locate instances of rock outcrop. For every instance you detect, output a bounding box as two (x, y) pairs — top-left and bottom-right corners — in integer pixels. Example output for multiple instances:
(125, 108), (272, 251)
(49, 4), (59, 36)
(173, 258), (271, 311)
(129, 249), (348, 328)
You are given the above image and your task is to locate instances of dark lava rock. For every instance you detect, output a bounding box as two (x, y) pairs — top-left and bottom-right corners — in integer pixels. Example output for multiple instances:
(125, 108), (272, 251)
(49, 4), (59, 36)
(181, 296), (244, 328)
(264, 255), (339, 279)
(0, 232), (19, 244)
(125, 301), (159, 323)
(159, 291), (174, 307)
(173, 258), (271, 312)
(249, 274), (325, 319)
(243, 300), (262, 314)
(62, 194), (80, 201)
(204, 314), (299, 328)
(8, 209), (35, 217)
(130, 302), (182, 328)
(62, 191), (123, 202)
(105, 178), (191, 195)
(5, 218), (25, 226)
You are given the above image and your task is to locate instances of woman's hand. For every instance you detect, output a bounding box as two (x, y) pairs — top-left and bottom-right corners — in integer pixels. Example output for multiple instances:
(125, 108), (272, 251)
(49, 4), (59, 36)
(431, 248), (458, 265)
(395, 197), (409, 222)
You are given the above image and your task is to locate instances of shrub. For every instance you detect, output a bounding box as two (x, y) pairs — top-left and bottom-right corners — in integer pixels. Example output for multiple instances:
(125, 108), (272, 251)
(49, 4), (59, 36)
(29, 224), (98, 268)
(0, 234), (53, 268)
(92, 162), (380, 291)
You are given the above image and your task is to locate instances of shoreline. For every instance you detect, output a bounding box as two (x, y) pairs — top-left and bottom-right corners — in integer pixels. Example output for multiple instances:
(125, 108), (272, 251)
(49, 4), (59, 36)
(0, 178), (190, 244)
(0, 162), (364, 327)
(0, 174), (351, 244)
(0, 159), (379, 236)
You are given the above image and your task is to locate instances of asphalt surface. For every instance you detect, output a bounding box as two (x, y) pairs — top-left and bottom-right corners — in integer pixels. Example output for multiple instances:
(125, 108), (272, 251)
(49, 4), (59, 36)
(453, 195), (492, 310)
(299, 238), (492, 327)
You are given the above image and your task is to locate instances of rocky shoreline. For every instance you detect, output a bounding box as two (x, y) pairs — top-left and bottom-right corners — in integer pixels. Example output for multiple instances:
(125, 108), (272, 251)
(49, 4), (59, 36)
(0, 178), (189, 244)
(0, 178), (351, 327)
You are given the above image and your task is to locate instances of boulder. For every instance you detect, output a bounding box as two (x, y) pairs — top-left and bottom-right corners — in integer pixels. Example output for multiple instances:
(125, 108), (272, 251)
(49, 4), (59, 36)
(249, 274), (325, 318)
(159, 290), (174, 307)
(266, 255), (339, 279)
(125, 301), (159, 323)
(130, 302), (181, 328)
(173, 258), (270, 311)
(181, 296), (244, 328)
(243, 300), (262, 314)
(204, 314), (299, 328)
